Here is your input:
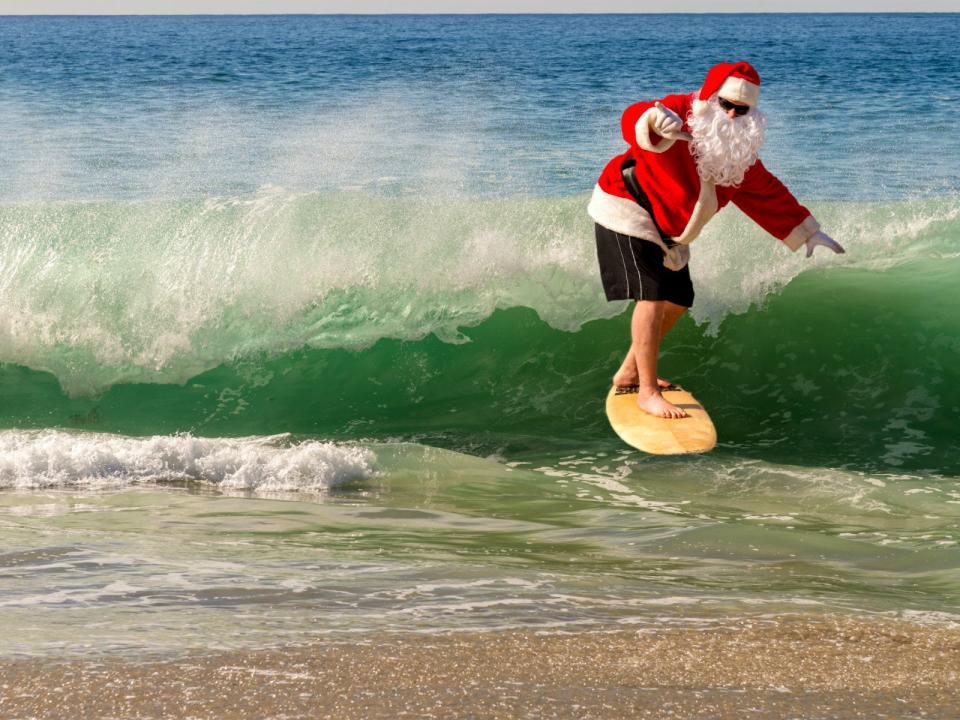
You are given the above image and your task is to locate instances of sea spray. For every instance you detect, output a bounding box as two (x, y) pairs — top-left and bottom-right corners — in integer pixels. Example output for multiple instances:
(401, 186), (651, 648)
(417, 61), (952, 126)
(1, 192), (957, 395)
(0, 430), (377, 493)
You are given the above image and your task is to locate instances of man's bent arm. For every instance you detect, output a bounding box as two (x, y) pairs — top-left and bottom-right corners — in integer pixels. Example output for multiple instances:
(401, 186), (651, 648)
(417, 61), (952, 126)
(621, 94), (690, 153)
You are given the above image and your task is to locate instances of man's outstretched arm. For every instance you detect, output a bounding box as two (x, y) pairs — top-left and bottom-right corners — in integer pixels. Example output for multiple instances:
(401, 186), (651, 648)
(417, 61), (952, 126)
(733, 160), (845, 257)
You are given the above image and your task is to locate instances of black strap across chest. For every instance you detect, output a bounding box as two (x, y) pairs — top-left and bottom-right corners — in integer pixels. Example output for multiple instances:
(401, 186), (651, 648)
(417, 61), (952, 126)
(620, 157), (676, 248)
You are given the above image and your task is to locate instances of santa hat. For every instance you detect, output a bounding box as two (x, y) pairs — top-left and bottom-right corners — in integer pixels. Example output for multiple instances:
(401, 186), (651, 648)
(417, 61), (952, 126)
(692, 61), (761, 115)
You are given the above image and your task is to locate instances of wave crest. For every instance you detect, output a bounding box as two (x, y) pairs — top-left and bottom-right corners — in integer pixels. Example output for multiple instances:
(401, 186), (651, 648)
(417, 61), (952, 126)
(0, 190), (957, 394)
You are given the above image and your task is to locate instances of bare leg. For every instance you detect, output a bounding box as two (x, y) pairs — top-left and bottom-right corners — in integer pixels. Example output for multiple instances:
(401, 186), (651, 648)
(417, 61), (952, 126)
(631, 300), (688, 418)
(659, 301), (688, 337)
(613, 302), (688, 388)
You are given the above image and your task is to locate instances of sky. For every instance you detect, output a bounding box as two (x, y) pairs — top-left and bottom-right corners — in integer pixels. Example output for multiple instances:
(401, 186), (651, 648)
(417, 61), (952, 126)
(0, 1), (957, 13)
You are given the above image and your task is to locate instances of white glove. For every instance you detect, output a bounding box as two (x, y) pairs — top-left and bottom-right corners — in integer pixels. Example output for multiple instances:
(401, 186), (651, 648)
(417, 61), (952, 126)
(804, 231), (846, 258)
(652, 102), (693, 142)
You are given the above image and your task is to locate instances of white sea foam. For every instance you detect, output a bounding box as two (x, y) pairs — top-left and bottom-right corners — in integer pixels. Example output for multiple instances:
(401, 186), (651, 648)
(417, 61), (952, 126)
(0, 429), (377, 493)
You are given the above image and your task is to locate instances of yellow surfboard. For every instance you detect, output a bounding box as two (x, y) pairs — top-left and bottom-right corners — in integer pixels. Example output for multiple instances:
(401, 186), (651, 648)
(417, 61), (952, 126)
(605, 385), (717, 455)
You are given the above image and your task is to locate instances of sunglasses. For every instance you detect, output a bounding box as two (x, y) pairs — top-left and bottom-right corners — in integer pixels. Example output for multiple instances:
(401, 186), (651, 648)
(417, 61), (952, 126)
(718, 97), (751, 116)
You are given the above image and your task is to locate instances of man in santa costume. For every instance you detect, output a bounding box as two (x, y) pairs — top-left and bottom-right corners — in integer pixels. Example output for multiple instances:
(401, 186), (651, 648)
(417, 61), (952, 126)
(588, 61), (844, 419)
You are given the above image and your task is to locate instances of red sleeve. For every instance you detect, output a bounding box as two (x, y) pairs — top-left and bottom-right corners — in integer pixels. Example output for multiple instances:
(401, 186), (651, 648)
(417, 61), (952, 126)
(621, 94), (689, 149)
(732, 160), (819, 249)
(621, 100), (655, 147)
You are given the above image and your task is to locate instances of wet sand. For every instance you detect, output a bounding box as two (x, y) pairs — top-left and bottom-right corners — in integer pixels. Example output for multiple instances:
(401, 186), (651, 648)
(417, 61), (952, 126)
(2, 616), (959, 719)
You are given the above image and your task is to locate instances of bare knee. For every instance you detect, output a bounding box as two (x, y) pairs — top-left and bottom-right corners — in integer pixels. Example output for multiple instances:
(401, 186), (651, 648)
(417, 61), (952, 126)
(631, 300), (666, 342)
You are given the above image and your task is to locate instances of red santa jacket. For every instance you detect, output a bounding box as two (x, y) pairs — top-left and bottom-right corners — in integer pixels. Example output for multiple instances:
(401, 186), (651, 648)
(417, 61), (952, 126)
(587, 92), (820, 268)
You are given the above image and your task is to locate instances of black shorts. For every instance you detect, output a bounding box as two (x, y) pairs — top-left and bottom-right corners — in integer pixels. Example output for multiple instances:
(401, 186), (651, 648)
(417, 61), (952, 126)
(594, 223), (694, 307)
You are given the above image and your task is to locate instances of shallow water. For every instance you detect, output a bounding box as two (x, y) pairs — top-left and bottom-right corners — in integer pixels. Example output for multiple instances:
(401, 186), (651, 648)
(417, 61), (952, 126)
(2, 440), (958, 657)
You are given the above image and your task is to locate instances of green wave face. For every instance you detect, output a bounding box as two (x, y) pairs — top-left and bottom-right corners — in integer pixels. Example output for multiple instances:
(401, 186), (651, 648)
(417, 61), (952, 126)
(1, 193), (959, 473)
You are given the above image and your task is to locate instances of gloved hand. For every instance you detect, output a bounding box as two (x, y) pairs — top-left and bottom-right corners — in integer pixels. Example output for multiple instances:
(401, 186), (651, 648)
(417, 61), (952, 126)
(805, 231), (846, 258)
(652, 102), (693, 142)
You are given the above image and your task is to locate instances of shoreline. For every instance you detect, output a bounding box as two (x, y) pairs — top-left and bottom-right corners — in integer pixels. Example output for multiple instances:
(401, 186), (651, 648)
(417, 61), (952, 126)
(2, 616), (958, 719)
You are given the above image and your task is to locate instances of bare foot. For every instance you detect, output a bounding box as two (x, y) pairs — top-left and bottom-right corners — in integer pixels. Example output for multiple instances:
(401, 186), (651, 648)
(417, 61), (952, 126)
(637, 389), (688, 419)
(657, 377), (673, 389)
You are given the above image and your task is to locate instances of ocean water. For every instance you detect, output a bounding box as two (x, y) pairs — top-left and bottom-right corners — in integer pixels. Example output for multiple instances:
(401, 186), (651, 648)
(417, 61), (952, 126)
(1, 14), (959, 658)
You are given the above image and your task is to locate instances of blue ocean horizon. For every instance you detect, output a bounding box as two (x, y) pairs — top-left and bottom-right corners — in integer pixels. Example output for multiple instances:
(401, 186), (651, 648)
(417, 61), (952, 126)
(1, 13), (957, 202)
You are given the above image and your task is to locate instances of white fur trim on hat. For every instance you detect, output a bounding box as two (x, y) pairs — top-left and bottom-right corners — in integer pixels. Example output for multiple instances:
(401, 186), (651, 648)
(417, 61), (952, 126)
(718, 76), (760, 106)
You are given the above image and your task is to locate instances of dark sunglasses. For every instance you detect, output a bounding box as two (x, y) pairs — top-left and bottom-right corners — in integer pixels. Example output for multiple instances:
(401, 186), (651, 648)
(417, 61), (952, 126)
(718, 97), (751, 116)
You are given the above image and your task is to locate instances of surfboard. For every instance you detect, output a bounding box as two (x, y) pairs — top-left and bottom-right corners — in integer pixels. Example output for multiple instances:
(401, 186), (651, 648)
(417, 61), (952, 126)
(605, 384), (717, 455)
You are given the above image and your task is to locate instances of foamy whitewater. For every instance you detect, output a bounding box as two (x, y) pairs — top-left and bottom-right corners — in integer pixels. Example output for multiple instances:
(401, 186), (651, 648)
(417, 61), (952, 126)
(0, 14), (958, 658)
(0, 431), (377, 493)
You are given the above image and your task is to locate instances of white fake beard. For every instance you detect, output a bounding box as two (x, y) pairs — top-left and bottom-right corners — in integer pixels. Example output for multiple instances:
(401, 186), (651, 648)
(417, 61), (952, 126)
(688, 97), (766, 187)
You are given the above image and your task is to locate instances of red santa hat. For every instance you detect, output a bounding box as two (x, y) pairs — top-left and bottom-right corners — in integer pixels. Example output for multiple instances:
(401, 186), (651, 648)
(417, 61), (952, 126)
(692, 61), (761, 115)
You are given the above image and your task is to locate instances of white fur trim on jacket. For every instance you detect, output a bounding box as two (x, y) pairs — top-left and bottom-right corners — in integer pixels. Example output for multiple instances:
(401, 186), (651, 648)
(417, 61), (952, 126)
(635, 107), (676, 154)
(587, 185), (660, 241)
(783, 215), (821, 251)
(671, 179), (718, 246)
(587, 185), (691, 271)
